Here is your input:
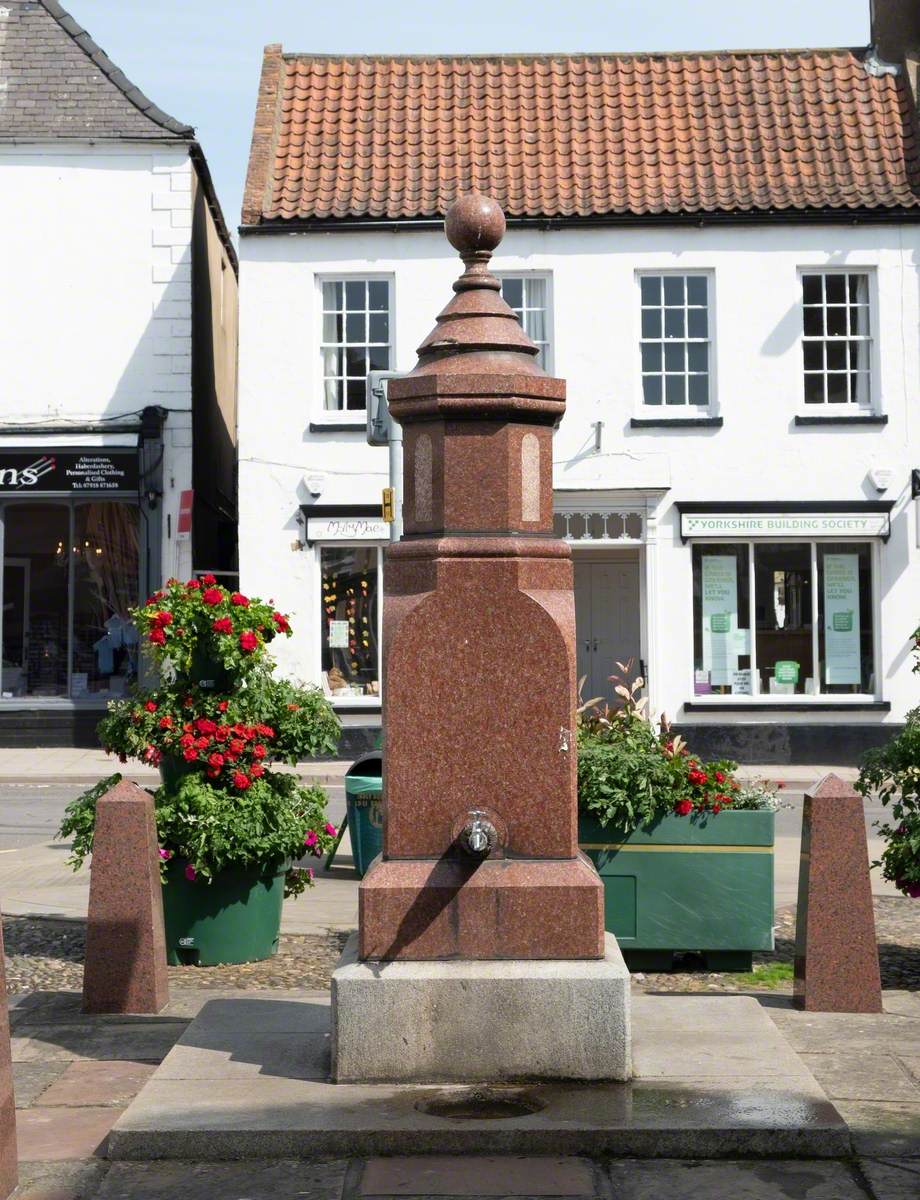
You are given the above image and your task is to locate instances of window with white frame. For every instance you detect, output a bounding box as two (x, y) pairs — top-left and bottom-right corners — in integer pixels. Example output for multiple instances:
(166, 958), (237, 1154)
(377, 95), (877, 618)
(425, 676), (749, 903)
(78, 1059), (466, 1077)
(802, 272), (871, 407)
(321, 279), (391, 411)
(499, 276), (550, 370)
(691, 541), (875, 699)
(639, 274), (711, 408)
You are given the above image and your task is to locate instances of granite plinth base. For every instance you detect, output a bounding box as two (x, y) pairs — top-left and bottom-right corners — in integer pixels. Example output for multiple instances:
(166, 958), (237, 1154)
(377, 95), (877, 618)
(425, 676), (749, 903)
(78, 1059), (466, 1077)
(331, 931), (630, 1082)
(358, 854), (605, 960)
(82, 780), (169, 1015)
(793, 774), (882, 1013)
(0, 911), (16, 1200)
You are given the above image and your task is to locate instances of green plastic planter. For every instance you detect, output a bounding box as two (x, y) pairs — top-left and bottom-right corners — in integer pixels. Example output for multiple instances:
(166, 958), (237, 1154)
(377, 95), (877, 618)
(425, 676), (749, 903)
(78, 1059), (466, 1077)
(579, 809), (775, 972)
(161, 857), (287, 966)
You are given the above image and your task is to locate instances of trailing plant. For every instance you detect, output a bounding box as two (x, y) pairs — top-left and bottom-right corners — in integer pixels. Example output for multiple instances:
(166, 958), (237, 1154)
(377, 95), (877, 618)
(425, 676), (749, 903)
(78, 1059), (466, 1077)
(857, 705), (920, 897)
(59, 771), (338, 898)
(577, 664), (773, 833)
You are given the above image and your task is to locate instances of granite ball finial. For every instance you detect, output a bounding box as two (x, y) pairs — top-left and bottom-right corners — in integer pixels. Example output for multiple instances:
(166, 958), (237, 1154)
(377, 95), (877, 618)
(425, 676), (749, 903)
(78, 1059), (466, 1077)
(445, 192), (506, 256)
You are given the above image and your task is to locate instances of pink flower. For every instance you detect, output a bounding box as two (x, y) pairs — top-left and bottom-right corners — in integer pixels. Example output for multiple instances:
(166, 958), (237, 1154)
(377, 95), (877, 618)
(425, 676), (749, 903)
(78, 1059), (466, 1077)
(307, 868), (315, 880)
(325, 823), (337, 837)
(158, 848), (172, 861)
(184, 864), (197, 882)
(304, 831), (318, 848)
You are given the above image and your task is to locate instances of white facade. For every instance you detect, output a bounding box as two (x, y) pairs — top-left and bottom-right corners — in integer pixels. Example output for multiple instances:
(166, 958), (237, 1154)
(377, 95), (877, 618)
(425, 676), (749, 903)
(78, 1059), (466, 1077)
(0, 141), (195, 583)
(239, 220), (920, 753)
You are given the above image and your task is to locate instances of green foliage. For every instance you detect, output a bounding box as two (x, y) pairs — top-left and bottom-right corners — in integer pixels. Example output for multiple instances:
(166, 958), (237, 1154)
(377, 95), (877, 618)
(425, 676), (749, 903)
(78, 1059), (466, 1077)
(577, 666), (768, 833)
(858, 705), (920, 895)
(59, 771), (336, 898)
(729, 961), (794, 989)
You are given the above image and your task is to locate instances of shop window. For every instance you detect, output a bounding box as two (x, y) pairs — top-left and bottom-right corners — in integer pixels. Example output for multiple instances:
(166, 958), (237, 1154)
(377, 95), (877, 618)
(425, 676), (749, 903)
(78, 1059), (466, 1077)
(321, 279), (392, 411)
(802, 272), (871, 406)
(818, 544), (874, 693)
(691, 541), (876, 699)
(0, 501), (139, 700)
(498, 276), (550, 370)
(639, 273), (711, 408)
(692, 544), (751, 696)
(753, 544), (813, 695)
(72, 503), (140, 697)
(320, 546), (380, 700)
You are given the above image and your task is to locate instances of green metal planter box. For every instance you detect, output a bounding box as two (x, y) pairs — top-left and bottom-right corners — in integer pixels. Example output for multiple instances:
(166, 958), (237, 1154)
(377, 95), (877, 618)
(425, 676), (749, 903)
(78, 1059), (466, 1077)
(578, 809), (775, 972)
(162, 858), (287, 966)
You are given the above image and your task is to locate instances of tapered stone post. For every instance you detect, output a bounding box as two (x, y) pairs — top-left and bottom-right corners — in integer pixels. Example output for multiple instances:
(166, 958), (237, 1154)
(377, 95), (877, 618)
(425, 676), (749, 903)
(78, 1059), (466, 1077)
(332, 193), (629, 1082)
(794, 773), (882, 1012)
(83, 779), (169, 1014)
(0, 910), (17, 1200)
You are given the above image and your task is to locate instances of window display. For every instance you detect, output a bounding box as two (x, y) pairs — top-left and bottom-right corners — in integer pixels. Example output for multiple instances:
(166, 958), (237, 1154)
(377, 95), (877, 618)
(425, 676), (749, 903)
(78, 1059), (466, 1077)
(692, 540), (875, 699)
(320, 546), (380, 699)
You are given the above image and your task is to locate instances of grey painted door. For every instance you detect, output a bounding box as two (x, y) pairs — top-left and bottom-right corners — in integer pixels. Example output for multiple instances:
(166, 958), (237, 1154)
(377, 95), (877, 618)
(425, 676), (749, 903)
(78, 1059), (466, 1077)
(574, 559), (641, 706)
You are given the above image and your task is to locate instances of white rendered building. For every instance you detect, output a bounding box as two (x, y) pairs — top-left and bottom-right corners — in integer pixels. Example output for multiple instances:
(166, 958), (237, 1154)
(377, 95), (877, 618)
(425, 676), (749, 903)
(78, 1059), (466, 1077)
(239, 5), (920, 763)
(0, 1), (238, 743)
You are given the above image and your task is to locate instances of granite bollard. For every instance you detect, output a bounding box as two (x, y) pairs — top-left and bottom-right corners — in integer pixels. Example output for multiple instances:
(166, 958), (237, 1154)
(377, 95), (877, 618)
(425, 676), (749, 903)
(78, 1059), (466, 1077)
(794, 773), (882, 1012)
(82, 778), (169, 1014)
(0, 909), (17, 1200)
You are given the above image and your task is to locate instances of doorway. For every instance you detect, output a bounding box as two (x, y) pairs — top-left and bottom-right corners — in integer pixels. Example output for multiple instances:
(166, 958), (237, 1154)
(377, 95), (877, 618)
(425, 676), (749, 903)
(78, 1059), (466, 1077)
(574, 556), (641, 707)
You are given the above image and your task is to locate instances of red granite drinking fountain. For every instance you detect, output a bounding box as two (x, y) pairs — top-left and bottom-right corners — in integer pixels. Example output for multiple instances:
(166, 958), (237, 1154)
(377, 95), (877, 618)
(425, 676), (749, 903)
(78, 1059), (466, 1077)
(331, 193), (630, 1083)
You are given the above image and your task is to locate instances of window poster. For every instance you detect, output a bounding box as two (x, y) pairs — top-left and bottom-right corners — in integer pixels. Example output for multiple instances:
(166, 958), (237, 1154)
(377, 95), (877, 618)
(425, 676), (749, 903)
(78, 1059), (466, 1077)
(702, 555), (738, 686)
(328, 620), (350, 649)
(824, 553), (861, 685)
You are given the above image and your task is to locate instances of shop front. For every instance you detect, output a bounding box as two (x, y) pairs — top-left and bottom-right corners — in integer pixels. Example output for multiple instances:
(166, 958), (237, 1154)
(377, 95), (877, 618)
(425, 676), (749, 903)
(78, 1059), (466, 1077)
(674, 501), (897, 763)
(0, 445), (150, 742)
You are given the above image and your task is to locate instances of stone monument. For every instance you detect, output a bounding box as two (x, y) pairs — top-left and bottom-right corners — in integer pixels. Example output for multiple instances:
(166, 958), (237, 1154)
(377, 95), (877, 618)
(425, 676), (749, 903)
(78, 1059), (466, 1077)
(332, 192), (630, 1082)
(794, 773), (882, 1013)
(83, 778), (169, 1015)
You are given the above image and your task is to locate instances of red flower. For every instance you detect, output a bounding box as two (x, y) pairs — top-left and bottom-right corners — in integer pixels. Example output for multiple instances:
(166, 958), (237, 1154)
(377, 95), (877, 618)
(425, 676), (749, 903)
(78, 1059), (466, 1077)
(207, 767), (220, 779)
(179, 733), (195, 748)
(272, 612), (290, 633)
(144, 700), (158, 713)
(239, 631), (258, 653)
(186, 579), (201, 590)
(714, 771), (725, 784)
(688, 769), (708, 787)
(196, 736), (210, 749)
(232, 771), (250, 790)
(230, 592), (249, 607)
(250, 763), (265, 778)
(215, 726), (229, 742)
(153, 610), (172, 627)
(148, 627), (166, 645)
(166, 577), (179, 587)
(217, 700), (228, 712)
(182, 747), (198, 762)
(712, 803), (722, 814)
(255, 724), (275, 738)
(183, 696), (194, 707)
(229, 738), (244, 755)
(201, 573), (217, 586)
(208, 752), (225, 769)
(675, 799), (693, 816)
(195, 718), (217, 735)
(252, 743), (266, 760)
(158, 715), (173, 730)
(212, 616), (233, 634)
(202, 588), (222, 606)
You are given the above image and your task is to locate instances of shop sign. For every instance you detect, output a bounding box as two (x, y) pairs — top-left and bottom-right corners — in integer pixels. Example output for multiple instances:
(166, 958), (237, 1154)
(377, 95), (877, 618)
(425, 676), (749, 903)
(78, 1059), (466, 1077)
(0, 450), (138, 494)
(682, 512), (889, 539)
(307, 517), (389, 542)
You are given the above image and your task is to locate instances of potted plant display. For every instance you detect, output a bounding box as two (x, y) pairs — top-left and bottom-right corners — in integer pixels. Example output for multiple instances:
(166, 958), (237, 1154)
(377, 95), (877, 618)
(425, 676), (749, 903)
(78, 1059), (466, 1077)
(59, 576), (342, 965)
(577, 667), (779, 971)
(856, 624), (920, 898)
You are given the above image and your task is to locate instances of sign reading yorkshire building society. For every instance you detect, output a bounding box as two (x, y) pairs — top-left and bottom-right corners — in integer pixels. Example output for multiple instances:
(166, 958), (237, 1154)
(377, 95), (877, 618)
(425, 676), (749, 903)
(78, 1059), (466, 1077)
(682, 512), (889, 538)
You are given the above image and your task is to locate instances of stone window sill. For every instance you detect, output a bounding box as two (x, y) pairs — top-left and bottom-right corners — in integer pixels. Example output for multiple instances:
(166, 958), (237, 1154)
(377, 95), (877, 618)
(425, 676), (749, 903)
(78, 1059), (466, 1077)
(630, 416), (723, 429)
(794, 414), (888, 426)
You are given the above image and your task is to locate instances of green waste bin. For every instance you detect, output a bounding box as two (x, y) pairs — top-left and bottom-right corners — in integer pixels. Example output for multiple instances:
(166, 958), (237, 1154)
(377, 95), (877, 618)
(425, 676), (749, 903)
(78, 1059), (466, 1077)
(344, 751), (383, 877)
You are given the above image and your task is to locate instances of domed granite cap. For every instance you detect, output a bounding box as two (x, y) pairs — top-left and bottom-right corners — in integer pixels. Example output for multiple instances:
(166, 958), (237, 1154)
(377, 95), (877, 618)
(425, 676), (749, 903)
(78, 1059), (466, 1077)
(386, 191), (567, 422)
(445, 192), (506, 255)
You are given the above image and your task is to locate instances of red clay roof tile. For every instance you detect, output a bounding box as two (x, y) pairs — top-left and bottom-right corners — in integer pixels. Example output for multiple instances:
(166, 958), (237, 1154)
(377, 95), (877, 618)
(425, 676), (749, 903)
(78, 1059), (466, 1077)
(242, 49), (920, 224)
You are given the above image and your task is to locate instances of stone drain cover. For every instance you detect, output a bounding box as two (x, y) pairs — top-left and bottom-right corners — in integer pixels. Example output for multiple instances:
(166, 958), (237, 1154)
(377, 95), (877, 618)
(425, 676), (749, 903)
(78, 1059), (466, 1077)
(416, 1088), (545, 1120)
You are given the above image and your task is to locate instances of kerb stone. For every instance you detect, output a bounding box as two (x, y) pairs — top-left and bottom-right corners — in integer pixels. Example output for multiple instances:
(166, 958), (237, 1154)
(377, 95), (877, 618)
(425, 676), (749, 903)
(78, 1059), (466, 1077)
(331, 932), (630, 1082)
(0, 908), (18, 1199)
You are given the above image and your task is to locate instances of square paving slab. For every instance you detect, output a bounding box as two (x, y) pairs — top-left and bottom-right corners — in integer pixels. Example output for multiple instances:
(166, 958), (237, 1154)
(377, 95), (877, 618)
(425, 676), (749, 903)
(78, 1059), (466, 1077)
(107, 992), (849, 1160)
